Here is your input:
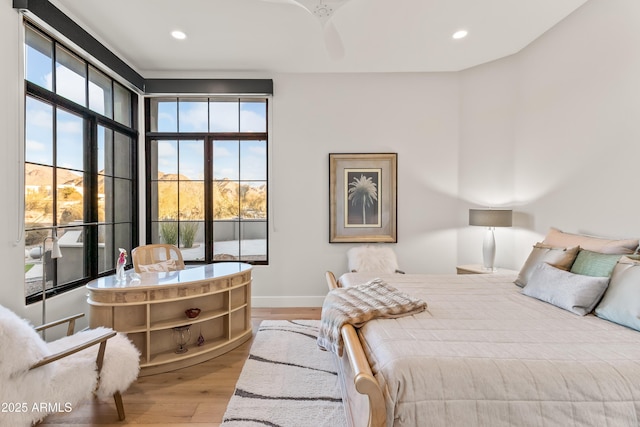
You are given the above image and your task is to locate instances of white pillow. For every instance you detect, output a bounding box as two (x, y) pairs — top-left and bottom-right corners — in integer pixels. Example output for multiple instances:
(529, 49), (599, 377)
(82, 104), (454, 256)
(138, 259), (177, 272)
(522, 263), (610, 316)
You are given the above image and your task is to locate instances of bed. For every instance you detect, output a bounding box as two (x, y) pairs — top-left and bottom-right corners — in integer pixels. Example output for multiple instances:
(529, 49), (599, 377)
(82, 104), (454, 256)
(324, 268), (640, 427)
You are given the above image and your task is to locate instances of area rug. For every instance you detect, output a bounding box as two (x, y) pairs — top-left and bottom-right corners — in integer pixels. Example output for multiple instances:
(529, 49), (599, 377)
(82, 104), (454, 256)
(221, 320), (346, 427)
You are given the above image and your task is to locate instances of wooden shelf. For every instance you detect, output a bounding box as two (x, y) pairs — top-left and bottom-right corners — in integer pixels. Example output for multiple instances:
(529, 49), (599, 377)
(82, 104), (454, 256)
(87, 263), (252, 376)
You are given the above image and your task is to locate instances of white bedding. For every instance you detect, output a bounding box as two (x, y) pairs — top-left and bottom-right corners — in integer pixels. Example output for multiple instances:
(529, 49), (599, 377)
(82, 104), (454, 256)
(338, 272), (640, 427)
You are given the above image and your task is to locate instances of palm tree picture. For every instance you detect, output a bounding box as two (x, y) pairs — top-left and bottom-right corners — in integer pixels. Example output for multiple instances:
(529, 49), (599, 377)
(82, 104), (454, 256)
(346, 170), (380, 226)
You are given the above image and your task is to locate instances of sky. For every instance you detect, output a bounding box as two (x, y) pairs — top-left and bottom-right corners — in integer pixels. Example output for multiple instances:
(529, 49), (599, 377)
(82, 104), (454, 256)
(24, 37), (267, 184)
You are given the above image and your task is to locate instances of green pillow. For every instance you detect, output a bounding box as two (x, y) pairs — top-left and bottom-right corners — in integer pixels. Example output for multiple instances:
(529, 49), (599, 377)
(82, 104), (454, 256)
(570, 249), (621, 277)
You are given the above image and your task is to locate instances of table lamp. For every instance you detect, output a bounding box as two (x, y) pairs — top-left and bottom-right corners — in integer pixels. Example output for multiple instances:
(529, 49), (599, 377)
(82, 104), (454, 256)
(469, 209), (512, 271)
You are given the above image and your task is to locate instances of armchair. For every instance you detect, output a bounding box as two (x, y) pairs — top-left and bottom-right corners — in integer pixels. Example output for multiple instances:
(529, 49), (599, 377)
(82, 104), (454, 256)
(0, 305), (139, 426)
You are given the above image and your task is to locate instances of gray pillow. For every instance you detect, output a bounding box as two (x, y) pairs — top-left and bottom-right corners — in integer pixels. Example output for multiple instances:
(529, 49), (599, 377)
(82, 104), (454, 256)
(522, 262), (610, 316)
(514, 244), (580, 287)
(594, 256), (640, 330)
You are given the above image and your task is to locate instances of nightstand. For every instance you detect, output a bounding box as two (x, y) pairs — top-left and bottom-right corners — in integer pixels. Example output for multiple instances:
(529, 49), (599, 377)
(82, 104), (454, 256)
(456, 264), (519, 275)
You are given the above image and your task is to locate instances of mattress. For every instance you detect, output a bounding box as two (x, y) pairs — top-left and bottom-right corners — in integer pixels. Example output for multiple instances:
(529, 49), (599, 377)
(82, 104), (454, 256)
(338, 272), (640, 427)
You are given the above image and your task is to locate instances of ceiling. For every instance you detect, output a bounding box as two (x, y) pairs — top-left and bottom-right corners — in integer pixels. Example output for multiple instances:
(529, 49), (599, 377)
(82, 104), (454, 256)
(49, 0), (589, 75)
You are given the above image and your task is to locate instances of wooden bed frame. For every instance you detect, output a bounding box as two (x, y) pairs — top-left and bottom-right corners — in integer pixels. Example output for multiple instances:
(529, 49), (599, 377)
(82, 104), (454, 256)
(325, 271), (387, 427)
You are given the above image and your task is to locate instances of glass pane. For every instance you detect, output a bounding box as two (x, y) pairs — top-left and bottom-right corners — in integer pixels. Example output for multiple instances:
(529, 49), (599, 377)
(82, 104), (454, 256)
(25, 97), (53, 165)
(114, 223), (132, 267)
(55, 45), (86, 106)
(180, 221), (204, 261)
(214, 220), (239, 260)
(98, 224), (113, 274)
(179, 99), (208, 132)
(57, 226), (86, 284)
(114, 82), (131, 126)
(56, 108), (84, 171)
(240, 181), (267, 219)
(114, 178), (132, 223)
(156, 180), (178, 220)
(114, 131), (132, 179)
(88, 66), (113, 117)
(97, 126), (113, 176)
(56, 169), (84, 225)
(240, 99), (267, 132)
(240, 221), (267, 261)
(25, 165), (53, 228)
(179, 140), (204, 179)
(213, 180), (239, 220)
(179, 181), (204, 220)
(25, 228), (50, 297)
(25, 27), (53, 91)
(240, 140), (266, 181)
(210, 99), (239, 132)
(151, 98), (177, 132)
(99, 176), (113, 223)
(156, 140), (178, 178)
(158, 221), (179, 245)
(213, 140), (239, 180)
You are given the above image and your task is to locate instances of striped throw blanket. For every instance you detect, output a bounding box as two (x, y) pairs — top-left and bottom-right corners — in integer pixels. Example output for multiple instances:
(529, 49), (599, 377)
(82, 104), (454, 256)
(317, 278), (427, 356)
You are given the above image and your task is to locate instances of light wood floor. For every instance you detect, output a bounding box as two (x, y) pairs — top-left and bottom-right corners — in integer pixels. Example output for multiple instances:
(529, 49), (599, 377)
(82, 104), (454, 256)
(39, 307), (322, 426)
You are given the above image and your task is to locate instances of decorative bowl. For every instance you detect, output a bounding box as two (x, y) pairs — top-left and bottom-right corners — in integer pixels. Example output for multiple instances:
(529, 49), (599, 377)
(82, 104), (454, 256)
(185, 308), (201, 319)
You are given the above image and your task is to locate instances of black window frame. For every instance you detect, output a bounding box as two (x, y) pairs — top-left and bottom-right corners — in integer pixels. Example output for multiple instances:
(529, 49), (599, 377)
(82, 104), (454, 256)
(144, 97), (269, 266)
(24, 23), (139, 305)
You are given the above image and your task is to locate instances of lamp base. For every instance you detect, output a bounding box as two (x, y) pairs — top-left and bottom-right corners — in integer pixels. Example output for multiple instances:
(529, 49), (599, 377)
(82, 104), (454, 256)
(482, 228), (496, 271)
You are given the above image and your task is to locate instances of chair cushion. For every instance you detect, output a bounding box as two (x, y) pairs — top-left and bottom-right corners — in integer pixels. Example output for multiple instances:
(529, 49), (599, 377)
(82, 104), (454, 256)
(47, 327), (140, 400)
(0, 304), (50, 377)
(347, 245), (399, 273)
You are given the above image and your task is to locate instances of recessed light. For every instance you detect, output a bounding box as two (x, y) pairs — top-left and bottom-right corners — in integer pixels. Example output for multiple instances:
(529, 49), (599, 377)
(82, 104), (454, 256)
(171, 30), (187, 40)
(452, 30), (468, 40)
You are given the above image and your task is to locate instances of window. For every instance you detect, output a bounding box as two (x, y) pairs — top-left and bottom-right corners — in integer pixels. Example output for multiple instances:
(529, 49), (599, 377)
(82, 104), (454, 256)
(146, 97), (268, 264)
(24, 24), (138, 303)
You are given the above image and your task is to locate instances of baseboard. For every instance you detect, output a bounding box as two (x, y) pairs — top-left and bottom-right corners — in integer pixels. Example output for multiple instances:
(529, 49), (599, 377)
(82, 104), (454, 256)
(251, 296), (326, 307)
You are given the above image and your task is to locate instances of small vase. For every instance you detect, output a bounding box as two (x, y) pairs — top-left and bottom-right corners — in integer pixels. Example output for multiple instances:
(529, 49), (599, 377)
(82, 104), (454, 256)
(116, 263), (126, 282)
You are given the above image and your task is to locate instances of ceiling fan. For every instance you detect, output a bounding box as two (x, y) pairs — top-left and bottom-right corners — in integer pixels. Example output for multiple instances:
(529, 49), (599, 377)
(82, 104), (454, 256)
(259, 0), (351, 59)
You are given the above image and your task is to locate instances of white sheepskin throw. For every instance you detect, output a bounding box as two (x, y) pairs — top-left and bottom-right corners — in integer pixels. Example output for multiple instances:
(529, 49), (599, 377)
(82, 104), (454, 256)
(0, 305), (140, 427)
(347, 245), (400, 273)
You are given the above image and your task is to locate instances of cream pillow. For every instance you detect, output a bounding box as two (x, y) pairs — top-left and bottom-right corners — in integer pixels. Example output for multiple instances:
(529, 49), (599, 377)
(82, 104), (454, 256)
(523, 263), (610, 316)
(138, 259), (177, 272)
(543, 227), (638, 254)
(514, 243), (580, 288)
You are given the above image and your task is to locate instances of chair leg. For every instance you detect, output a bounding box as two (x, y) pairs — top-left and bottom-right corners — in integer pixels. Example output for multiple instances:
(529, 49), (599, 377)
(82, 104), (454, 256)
(113, 391), (125, 421)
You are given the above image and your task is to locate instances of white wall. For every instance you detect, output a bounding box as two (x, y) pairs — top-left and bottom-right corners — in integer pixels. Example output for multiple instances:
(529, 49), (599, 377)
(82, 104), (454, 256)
(1, 0), (639, 321)
(458, 0), (640, 268)
(255, 72), (460, 306)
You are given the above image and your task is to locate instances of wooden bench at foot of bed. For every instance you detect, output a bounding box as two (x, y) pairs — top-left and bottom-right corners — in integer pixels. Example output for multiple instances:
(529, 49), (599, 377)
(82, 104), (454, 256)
(325, 271), (387, 427)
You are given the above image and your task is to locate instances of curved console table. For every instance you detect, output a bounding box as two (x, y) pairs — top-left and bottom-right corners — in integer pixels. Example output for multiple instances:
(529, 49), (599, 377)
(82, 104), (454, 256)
(87, 262), (252, 376)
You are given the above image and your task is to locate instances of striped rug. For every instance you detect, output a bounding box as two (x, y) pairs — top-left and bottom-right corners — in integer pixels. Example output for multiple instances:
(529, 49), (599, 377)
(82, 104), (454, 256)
(221, 320), (346, 427)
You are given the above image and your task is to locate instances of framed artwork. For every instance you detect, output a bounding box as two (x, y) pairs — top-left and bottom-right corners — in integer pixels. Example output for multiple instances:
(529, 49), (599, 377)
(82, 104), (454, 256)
(329, 153), (397, 243)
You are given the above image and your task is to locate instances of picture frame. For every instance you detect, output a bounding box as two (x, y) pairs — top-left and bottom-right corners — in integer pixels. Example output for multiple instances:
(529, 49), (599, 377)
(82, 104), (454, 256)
(329, 153), (397, 243)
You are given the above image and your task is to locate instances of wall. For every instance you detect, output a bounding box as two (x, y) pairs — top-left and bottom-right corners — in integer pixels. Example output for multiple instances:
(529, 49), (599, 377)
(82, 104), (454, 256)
(1, 0), (639, 323)
(458, 0), (640, 268)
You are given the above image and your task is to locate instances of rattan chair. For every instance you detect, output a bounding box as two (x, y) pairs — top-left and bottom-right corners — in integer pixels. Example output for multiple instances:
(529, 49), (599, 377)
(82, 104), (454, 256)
(131, 244), (185, 273)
